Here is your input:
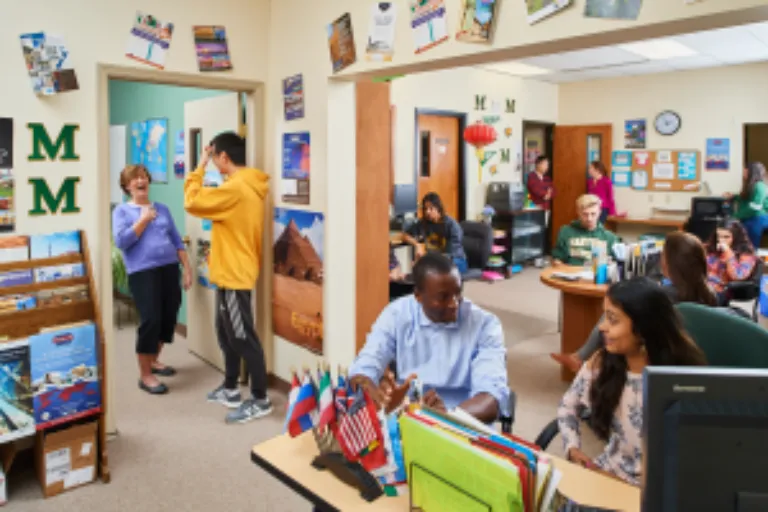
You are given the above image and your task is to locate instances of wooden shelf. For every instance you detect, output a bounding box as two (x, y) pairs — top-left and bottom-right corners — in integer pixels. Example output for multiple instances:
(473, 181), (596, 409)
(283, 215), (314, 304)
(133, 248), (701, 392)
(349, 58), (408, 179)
(0, 301), (93, 340)
(0, 252), (83, 273)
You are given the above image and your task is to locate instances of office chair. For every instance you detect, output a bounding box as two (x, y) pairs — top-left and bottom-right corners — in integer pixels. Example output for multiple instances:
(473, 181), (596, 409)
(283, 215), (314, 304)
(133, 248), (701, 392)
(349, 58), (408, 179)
(724, 258), (763, 321)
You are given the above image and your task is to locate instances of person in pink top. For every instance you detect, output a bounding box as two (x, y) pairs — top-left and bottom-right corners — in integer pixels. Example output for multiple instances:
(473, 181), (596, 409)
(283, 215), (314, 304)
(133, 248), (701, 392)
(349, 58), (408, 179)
(587, 161), (616, 225)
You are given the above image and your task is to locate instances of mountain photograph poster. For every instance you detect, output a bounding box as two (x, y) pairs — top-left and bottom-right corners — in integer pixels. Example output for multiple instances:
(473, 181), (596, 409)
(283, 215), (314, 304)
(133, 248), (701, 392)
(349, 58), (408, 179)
(272, 208), (324, 353)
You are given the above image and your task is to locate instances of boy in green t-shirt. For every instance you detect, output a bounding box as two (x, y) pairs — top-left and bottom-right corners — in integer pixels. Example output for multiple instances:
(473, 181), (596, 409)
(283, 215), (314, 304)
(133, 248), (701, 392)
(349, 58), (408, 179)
(552, 194), (619, 266)
(725, 162), (768, 248)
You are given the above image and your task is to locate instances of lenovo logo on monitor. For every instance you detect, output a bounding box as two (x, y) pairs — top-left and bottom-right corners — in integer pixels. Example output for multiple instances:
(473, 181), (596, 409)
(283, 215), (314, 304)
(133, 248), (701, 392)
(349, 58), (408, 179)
(672, 384), (706, 393)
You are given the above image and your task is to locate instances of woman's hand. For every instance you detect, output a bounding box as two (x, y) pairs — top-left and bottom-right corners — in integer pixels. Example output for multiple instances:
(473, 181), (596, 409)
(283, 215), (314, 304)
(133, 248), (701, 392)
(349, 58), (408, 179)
(567, 448), (594, 468)
(182, 267), (193, 290)
(139, 205), (157, 224)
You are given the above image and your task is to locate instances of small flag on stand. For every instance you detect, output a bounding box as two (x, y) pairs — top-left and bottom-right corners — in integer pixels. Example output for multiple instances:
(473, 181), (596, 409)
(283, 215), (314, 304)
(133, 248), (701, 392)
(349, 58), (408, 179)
(283, 370), (301, 433)
(287, 370), (318, 437)
(335, 387), (388, 472)
(316, 364), (335, 430)
(335, 367), (349, 415)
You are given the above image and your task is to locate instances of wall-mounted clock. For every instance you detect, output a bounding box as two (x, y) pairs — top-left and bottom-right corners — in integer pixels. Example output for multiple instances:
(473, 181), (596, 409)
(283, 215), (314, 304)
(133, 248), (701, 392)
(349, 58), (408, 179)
(655, 110), (682, 136)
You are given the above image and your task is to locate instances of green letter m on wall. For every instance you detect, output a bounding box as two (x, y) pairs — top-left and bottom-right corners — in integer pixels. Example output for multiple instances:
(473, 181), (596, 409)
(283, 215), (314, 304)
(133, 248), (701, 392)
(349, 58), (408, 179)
(28, 123), (80, 161)
(29, 177), (81, 215)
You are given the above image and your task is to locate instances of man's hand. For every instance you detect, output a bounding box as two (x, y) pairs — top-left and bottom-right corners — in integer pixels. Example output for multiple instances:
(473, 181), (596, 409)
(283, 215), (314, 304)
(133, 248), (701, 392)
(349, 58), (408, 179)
(415, 244), (426, 259)
(199, 145), (213, 169)
(349, 375), (385, 406)
(552, 259), (564, 267)
(379, 370), (417, 413)
(423, 389), (446, 412)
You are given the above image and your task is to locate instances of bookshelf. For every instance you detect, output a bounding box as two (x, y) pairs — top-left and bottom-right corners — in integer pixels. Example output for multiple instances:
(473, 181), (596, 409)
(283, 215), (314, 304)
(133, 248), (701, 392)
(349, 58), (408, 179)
(0, 230), (110, 485)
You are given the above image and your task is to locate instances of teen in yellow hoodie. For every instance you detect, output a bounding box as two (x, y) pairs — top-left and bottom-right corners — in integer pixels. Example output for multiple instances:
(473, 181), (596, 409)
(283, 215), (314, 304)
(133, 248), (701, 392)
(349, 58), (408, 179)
(184, 132), (272, 424)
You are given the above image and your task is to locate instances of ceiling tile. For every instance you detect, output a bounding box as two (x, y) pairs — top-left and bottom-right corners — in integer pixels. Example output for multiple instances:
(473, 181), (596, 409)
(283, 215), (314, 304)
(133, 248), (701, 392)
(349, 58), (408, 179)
(540, 67), (627, 83)
(745, 21), (768, 46)
(675, 26), (768, 62)
(664, 55), (721, 70)
(519, 46), (646, 72)
(617, 61), (677, 76)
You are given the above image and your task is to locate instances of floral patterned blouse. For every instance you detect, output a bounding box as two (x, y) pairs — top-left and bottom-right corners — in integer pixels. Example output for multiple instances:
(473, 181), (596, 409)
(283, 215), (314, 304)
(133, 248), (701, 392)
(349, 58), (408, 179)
(557, 363), (644, 486)
(706, 252), (757, 293)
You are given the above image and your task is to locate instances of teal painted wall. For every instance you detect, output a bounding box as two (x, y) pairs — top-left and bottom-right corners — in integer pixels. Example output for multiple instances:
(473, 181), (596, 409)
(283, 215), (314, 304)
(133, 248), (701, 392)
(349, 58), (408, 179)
(109, 80), (227, 325)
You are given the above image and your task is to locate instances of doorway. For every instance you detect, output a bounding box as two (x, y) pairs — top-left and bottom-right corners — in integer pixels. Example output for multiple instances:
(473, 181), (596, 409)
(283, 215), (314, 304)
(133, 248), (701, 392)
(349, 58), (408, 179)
(522, 121), (554, 251)
(414, 109), (467, 221)
(744, 123), (768, 166)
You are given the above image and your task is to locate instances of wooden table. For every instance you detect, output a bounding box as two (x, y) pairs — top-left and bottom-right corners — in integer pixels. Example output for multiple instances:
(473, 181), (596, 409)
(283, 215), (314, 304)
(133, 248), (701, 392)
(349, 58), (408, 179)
(604, 215), (685, 233)
(540, 266), (608, 381)
(251, 433), (640, 511)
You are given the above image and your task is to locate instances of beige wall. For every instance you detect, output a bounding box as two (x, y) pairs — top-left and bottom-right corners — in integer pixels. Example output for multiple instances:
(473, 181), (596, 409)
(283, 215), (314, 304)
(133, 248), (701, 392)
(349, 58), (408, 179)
(558, 62), (768, 219)
(391, 68), (558, 219)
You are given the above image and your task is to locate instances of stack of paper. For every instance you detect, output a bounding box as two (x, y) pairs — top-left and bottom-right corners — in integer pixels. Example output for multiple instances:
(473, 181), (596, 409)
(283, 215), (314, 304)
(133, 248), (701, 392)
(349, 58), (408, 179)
(399, 407), (562, 512)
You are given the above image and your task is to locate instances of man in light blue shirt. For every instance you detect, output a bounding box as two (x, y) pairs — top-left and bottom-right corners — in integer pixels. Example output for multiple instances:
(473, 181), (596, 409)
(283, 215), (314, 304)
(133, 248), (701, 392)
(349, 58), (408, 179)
(349, 253), (509, 423)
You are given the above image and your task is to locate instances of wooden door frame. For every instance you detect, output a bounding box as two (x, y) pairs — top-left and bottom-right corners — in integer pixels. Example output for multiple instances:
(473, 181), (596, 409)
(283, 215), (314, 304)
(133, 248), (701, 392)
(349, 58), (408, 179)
(413, 109), (468, 221)
(522, 120), (555, 251)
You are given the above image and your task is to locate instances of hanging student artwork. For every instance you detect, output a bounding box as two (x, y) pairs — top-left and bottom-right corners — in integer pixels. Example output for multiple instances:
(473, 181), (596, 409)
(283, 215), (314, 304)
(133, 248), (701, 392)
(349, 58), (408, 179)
(192, 26), (232, 72)
(585, 0), (643, 20)
(0, 120), (13, 232)
(327, 13), (357, 73)
(705, 138), (730, 171)
(195, 239), (214, 289)
(173, 130), (185, 179)
(526, 0), (572, 25)
(366, 2), (397, 61)
(456, 0), (499, 44)
(283, 74), (305, 121)
(504, 127), (513, 138)
(19, 32), (79, 96)
(126, 12), (175, 70)
(410, 0), (449, 53)
(282, 132), (311, 205)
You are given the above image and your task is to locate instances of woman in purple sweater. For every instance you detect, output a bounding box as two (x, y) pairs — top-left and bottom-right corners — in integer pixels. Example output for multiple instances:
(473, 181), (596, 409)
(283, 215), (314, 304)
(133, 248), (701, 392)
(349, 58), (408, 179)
(113, 165), (192, 395)
(587, 161), (616, 225)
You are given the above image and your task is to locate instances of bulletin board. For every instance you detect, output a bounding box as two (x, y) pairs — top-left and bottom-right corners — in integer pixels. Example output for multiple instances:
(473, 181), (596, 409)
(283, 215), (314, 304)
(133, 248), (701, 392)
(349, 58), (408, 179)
(613, 150), (701, 193)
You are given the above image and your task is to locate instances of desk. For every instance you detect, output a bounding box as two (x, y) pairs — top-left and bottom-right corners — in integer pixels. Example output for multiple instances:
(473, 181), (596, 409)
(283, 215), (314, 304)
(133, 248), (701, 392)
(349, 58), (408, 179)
(251, 433), (640, 511)
(605, 216), (685, 234)
(540, 266), (608, 382)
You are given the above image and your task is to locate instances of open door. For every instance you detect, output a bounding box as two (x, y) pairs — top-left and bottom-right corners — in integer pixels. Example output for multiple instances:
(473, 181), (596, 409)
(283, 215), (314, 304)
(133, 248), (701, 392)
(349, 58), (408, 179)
(184, 93), (240, 371)
(552, 124), (612, 246)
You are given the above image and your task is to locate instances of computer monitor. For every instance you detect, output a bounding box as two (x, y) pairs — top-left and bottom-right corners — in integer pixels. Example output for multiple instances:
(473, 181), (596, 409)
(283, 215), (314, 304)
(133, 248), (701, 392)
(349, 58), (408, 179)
(393, 184), (419, 216)
(642, 367), (768, 512)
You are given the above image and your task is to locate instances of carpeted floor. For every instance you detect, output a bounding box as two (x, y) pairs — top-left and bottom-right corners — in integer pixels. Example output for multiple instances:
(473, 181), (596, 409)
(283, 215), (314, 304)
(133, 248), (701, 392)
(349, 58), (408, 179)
(7, 268), (578, 511)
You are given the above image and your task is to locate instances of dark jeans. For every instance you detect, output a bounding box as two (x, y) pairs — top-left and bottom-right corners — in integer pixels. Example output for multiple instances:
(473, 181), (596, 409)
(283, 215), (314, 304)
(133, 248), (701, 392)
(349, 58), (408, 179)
(215, 288), (268, 400)
(599, 209), (609, 225)
(454, 256), (469, 275)
(128, 263), (181, 355)
(741, 214), (768, 249)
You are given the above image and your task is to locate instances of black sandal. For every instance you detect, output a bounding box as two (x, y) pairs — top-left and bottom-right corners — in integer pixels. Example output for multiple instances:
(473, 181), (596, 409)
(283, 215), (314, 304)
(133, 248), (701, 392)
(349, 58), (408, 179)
(139, 380), (168, 395)
(151, 365), (177, 377)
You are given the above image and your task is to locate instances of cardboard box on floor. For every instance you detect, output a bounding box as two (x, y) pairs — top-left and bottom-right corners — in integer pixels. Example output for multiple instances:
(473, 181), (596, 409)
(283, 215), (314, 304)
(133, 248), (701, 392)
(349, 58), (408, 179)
(34, 421), (97, 498)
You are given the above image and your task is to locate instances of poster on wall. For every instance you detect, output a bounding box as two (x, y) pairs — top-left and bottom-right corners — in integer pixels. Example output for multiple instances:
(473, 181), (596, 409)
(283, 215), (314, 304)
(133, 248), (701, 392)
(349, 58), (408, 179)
(130, 121), (146, 165)
(624, 119), (646, 149)
(0, 118), (11, 169)
(456, 0), (499, 44)
(612, 150), (632, 169)
(366, 2), (397, 61)
(196, 239), (214, 288)
(282, 132), (311, 205)
(193, 26), (232, 72)
(705, 138), (730, 171)
(173, 130), (185, 179)
(526, 0), (572, 25)
(0, 339), (34, 443)
(143, 118), (168, 183)
(410, 0), (449, 53)
(585, 0), (643, 20)
(677, 151), (698, 180)
(126, 12), (175, 70)
(19, 32), (79, 96)
(327, 13), (357, 74)
(283, 74), (305, 121)
(273, 208), (324, 354)
(0, 170), (17, 234)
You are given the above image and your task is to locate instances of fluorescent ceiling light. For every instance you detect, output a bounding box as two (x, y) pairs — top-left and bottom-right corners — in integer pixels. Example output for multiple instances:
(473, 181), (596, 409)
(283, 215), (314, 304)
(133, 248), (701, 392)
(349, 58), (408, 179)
(619, 39), (697, 60)
(481, 62), (552, 76)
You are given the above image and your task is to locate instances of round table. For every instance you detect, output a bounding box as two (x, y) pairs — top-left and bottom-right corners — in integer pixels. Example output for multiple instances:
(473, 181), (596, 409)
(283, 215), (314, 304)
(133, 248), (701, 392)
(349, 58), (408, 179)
(540, 266), (608, 381)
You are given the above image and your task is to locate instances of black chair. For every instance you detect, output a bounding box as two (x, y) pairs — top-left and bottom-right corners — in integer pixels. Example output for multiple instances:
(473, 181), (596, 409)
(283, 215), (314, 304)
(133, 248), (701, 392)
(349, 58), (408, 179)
(460, 220), (493, 281)
(724, 258), (763, 321)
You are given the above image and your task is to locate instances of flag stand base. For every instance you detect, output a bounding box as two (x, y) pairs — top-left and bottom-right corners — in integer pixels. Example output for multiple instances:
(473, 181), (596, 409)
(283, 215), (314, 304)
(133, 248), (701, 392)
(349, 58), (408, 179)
(311, 452), (384, 503)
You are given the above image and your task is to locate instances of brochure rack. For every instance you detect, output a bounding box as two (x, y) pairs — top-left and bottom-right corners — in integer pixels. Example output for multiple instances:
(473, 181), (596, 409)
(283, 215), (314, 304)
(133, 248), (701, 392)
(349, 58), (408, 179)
(0, 230), (110, 484)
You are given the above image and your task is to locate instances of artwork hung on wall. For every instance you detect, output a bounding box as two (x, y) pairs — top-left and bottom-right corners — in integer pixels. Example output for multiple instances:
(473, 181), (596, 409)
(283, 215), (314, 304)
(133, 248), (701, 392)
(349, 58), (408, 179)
(283, 74), (305, 121)
(410, 0), (449, 53)
(126, 12), (174, 70)
(705, 138), (730, 171)
(624, 119), (646, 149)
(129, 118), (168, 183)
(456, 0), (499, 44)
(327, 13), (357, 73)
(526, 0), (572, 25)
(505, 127), (513, 138)
(0, 119), (13, 233)
(173, 130), (185, 179)
(282, 132), (311, 205)
(0, 119), (11, 169)
(366, 2), (397, 61)
(482, 115), (501, 125)
(192, 26), (232, 72)
(273, 208), (325, 354)
(196, 239), (213, 288)
(19, 32), (79, 96)
(584, 0), (643, 20)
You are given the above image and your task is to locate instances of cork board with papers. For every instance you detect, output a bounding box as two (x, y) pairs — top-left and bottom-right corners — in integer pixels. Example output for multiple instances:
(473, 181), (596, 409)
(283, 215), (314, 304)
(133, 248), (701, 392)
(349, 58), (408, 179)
(611, 149), (701, 193)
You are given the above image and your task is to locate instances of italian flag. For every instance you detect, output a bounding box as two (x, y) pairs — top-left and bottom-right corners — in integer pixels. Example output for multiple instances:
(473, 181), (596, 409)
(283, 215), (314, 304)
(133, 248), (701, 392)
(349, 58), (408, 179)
(316, 367), (335, 429)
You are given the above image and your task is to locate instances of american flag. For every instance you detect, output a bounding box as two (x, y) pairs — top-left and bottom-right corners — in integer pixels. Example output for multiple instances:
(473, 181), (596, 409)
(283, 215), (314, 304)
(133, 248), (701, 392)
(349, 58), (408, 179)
(335, 388), (387, 472)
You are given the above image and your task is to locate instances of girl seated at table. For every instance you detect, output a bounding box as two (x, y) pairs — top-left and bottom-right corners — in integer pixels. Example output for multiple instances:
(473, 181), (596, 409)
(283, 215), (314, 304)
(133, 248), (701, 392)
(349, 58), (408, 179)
(557, 277), (707, 486)
(551, 231), (719, 373)
(705, 219), (757, 305)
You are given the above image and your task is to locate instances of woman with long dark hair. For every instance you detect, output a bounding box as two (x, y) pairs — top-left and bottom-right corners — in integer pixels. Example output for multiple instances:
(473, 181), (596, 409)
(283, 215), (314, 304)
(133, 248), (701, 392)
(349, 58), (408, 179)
(551, 231), (715, 373)
(587, 161), (616, 225)
(725, 161), (768, 248)
(706, 219), (757, 305)
(557, 277), (706, 486)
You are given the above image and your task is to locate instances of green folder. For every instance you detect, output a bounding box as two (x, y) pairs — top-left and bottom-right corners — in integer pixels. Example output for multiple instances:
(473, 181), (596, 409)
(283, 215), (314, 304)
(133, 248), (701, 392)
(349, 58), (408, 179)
(400, 415), (524, 511)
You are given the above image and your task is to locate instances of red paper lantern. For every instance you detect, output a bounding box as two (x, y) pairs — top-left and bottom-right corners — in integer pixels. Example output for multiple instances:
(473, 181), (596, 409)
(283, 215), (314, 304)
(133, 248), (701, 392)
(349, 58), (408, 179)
(463, 121), (498, 183)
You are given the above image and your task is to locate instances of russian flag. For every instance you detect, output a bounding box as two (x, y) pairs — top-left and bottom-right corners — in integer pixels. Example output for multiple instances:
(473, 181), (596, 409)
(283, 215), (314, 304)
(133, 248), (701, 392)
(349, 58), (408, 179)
(287, 373), (318, 437)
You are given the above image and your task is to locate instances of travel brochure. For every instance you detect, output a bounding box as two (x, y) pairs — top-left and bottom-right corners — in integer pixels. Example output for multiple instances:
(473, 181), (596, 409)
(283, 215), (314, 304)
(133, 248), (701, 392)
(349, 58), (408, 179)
(196, 239), (214, 289)
(19, 31), (79, 96)
(283, 74), (305, 121)
(193, 26), (232, 72)
(327, 13), (357, 73)
(0, 339), (35, 444)
(126, 11), (175, 70)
